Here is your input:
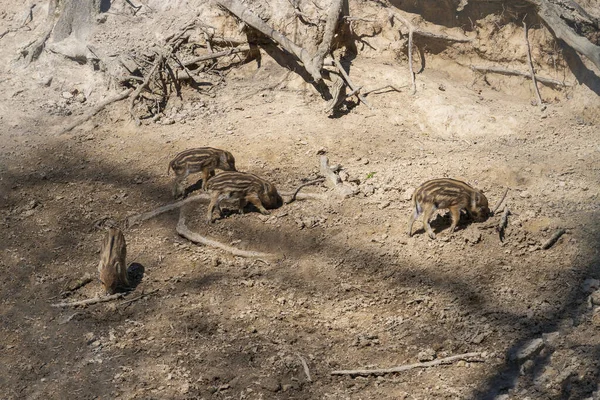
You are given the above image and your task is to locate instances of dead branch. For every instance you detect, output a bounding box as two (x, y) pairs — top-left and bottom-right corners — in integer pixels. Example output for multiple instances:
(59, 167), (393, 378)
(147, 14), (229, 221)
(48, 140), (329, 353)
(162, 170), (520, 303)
(542, 228), (566, 250)
(470, 65), (569, 87)
(119, 289), (159, 306)
(533, 0), (600, 72)
(59, 89), (134, 135)
(492, 188), (509, 215)
(331, 352), (484, 376)
(523, 21), (543, 107)
(126, 193), (210, 227)
(215, 0), (321, 81)
(331, 57), (372, 109)
(176, 212), (278, 259)
(309, 0), (345, 79)
(320, 155), (355, 198)
(497, 206), (511, 242)
(61, 273), (94, 296)
(51, 293), (125, 308)
(362, 84), (407, 96)
(283, 178), (325, 204)
(182, 46), (251, 67)
(129, 54), (164, 126)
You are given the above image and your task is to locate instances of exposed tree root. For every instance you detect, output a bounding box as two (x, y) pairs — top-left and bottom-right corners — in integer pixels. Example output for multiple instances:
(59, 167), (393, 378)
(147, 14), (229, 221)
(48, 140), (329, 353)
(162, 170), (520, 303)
(176, 212), (278, 259)
(331, 352), (484, 376)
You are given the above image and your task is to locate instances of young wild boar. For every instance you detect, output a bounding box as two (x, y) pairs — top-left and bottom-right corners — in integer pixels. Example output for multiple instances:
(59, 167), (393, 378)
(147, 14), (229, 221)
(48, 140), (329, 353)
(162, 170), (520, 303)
(408, 178), (490, 239)
(98, 227), (129, 294)
(168, 147), (236, 198)
(206, 171), (283, 222)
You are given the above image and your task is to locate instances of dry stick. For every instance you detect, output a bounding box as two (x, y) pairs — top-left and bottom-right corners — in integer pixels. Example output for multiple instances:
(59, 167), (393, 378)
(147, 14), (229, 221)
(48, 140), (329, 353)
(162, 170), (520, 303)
(176, 212), (277, 259)
(331, 352), (483, 376)
(51, 293), (125, 308)
(59, 89), (134, 135)
(491, 188), (509, 215)
(283, 178), (325, 204)
(331, 57), (372, 109)
(126, 193), (210, 227)
(523, 21), (544, 107)
(119, 289), (159, 306)
(297, 354), (313, 382)
(61, 273), (94, 295)
(542, 228), (566, 250)
(129, 54), (164, 126)
(215, 0), (321, 81)
(362, 84), (408, 96)
(182, 46), (251, 67)
(470, 65), (568, 87)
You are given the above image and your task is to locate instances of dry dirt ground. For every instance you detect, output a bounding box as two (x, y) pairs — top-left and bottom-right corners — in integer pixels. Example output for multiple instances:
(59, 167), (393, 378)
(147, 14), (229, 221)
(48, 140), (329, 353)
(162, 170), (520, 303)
(1, 2), (600, 400)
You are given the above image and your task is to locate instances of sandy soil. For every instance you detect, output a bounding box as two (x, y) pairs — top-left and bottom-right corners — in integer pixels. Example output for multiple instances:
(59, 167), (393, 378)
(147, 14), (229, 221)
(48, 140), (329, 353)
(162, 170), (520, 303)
(1, 1), (600, 399)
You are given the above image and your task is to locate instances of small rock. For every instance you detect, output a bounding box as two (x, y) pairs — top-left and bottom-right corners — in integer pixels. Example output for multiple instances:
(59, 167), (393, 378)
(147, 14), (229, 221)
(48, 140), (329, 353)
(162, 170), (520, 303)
(61, 91), (74, 99)
(510, 338), (544, 361)
(402, 188), (415, 202)
(463, 229), (482, 244)
(417, 348), (436, 362)
(362, 184), (375, 196)
(519, 190), (531, 199)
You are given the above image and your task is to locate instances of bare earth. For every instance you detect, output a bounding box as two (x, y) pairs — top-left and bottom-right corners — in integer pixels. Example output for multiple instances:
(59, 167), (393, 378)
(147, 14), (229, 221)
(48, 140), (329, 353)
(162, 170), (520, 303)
(1, 2), (600, 399)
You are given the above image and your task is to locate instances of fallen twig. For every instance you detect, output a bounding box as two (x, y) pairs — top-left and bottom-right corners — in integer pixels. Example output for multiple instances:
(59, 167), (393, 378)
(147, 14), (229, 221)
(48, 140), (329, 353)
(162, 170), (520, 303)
(61, 273), (94, 296)
(331, 352), (483, 376)
(59, 89), (134, 135)
(491, 188), (509, 215)
(523, 21), (543, 107)
(119, 289), (159, 306)
(362, 84), (407, 96)
(542, 228), (566, 250)
(297, 354), (312, 382)
(283, 178), (325, 204)
(470, 66), (569, 87)
(126, 193), (210, 227)
(330, 57), (372, 109)
(176, 212), (278, 259)
(51, 293), (125, 308)
(497, 206), (511, 242)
